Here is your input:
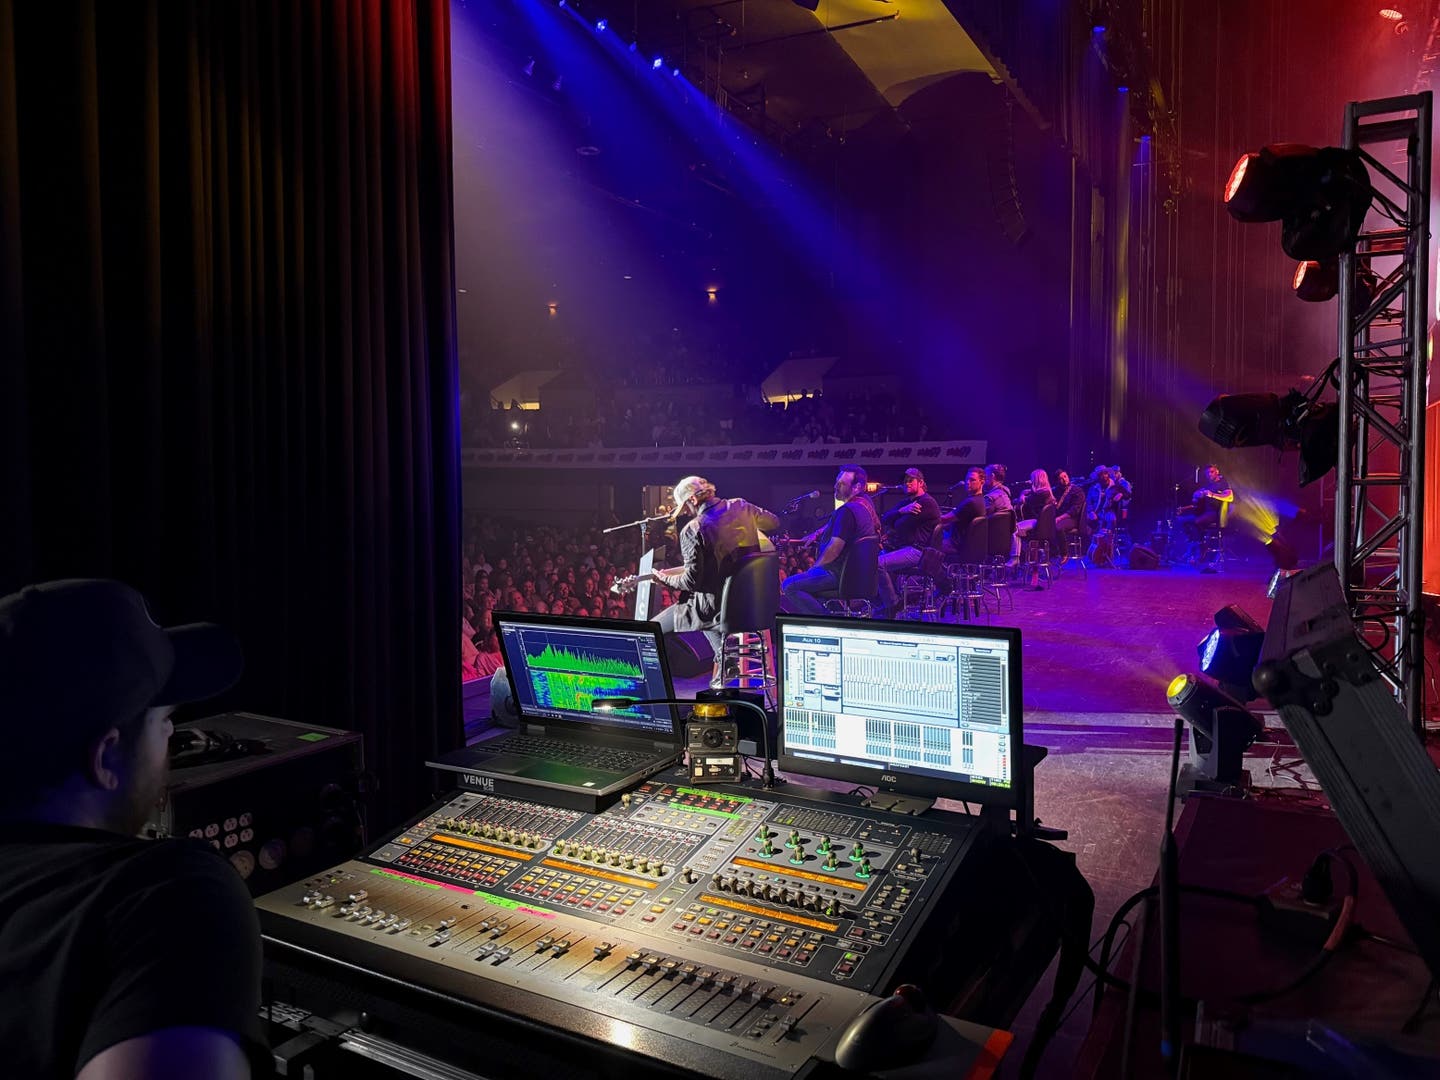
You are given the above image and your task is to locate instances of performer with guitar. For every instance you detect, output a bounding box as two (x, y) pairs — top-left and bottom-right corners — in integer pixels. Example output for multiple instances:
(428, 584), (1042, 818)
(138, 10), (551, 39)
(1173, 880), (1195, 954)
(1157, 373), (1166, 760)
(780, 464), (880, 616)
(612, 475), (778, 688)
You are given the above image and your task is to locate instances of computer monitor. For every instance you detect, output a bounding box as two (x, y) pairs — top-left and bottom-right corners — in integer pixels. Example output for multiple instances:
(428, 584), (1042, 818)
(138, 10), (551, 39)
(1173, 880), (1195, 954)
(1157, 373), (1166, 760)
(776, 615), (1023, 808)
(492, 612), (680, 736)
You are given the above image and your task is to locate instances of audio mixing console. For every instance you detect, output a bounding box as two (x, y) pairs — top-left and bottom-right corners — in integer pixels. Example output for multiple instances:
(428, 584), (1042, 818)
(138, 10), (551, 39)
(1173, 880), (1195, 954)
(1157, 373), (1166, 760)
(257, 778), (992, 1079)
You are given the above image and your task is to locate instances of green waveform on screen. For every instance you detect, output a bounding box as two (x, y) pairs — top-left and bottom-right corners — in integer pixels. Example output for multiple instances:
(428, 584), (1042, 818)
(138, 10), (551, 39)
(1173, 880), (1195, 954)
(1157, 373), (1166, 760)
(532, 671), (646, 714)
(526, 643), (644, 679)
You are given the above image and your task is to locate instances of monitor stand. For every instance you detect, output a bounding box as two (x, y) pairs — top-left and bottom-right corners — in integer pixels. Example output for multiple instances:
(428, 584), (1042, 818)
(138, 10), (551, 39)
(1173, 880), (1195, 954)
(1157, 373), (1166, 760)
(860, 744), (1069, 841)
(860, 791), (935, 815)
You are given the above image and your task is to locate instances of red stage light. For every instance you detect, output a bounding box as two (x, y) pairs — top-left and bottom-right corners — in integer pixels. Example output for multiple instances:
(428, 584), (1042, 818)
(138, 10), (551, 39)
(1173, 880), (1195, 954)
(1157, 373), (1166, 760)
(1224, 154), (1255, 205)
(1379, 9), (1404, 21)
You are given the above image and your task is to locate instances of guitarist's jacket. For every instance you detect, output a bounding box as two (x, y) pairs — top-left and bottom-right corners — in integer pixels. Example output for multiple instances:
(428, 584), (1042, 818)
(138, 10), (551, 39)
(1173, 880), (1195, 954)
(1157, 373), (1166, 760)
(666, 497), (780, 634)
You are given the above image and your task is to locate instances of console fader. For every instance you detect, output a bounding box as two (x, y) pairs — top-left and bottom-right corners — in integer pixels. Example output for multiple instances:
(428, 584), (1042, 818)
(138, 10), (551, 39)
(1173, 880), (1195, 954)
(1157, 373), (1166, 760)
(257, 779), (989, 1079)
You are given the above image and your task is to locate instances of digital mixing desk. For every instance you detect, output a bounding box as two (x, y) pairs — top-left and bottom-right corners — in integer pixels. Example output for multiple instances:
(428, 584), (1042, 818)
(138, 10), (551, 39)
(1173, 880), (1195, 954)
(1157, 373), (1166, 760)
(257, 777), (996, 1079)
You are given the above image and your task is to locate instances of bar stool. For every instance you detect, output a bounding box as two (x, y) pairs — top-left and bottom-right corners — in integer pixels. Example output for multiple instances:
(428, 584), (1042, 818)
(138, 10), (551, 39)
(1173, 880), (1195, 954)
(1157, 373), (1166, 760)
(717, 553), (779, 705)
(944, 517), (992, 622)
(823, 535), (881, 618)
(981, 510), (1016, 611)
(895, 573), (941, 620)
(1056, 530), (1089, 579)
(1022, 504), (1058, 590)
(1200, 525), (1228, 573)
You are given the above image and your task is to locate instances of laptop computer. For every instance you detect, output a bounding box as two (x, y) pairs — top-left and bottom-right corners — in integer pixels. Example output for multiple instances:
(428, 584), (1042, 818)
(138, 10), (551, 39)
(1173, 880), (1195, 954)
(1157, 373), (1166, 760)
(429, 612), (684, 811)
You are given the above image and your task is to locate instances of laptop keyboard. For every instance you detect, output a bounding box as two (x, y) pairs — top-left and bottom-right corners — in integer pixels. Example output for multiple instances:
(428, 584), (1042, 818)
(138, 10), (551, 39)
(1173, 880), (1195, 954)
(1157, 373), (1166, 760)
(493, 734), (658, 772)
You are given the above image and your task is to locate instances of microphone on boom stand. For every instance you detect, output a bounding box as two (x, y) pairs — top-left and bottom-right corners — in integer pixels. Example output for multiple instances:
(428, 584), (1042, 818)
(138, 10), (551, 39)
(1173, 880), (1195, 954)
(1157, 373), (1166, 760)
(782, 489), (821, 512)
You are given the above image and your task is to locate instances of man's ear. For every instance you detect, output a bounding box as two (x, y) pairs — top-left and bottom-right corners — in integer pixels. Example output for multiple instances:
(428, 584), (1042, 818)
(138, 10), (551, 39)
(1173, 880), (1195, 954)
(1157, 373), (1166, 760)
(88, 728), (125, 791)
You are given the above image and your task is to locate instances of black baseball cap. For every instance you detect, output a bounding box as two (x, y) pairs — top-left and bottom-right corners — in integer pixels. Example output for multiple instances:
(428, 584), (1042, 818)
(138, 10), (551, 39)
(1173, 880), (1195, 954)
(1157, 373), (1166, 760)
(0, 579), (243, 745)
(904, 468), (925, 482)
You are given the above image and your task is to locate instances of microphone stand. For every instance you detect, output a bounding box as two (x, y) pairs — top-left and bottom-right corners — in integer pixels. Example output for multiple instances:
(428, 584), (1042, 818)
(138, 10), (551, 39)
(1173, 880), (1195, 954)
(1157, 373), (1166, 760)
(603, 514), (675, 619)
(593, 695), (776, 789)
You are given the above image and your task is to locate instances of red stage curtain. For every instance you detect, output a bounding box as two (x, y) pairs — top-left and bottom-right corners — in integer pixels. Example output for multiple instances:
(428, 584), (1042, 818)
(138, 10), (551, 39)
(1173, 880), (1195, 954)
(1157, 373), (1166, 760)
(0, 0), (462, 827)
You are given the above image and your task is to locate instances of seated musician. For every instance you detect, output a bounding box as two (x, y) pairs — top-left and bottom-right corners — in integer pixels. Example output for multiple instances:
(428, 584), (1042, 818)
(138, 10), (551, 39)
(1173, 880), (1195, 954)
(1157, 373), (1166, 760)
(1053, 468), (1088, 535)
(1011, 469), (1057, 561)
(875, 468), (941, 619)
(1108, 465), (1133, 530)
(1177, 464), (1234, 539)
(1085, 467), (1116, 532)
(651, 475), (778, 688)
(781, 464), (880, 616)
(982, 464), (1013, 515)
(934, 467), (986, 555)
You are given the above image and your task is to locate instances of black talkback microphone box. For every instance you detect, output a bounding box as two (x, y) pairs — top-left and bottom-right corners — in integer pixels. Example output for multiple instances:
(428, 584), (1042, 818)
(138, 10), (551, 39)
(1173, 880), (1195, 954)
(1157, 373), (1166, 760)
(145, 711), (365, 896)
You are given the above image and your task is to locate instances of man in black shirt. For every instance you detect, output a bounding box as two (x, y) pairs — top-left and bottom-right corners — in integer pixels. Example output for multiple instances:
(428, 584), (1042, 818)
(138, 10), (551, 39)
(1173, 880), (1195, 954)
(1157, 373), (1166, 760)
(652, 475), (779, 686)
(782, 463), (879, 615)
(876, 468), (941, 618)
(1178, 464), (1234, 538)
(1053, 468), (1088, 534)
(0, 579), (262, 1080)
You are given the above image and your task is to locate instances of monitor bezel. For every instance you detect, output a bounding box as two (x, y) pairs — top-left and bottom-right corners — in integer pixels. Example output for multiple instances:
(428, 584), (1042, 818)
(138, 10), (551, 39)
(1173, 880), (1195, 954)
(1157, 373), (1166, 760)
(490, 610), (682, 741)
(775, 614), (1024, 810)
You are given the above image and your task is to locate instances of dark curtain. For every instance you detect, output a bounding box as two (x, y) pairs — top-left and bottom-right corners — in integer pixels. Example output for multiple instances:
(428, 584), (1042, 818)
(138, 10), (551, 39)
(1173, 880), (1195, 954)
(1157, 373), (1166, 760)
(0, 0), (463, 829)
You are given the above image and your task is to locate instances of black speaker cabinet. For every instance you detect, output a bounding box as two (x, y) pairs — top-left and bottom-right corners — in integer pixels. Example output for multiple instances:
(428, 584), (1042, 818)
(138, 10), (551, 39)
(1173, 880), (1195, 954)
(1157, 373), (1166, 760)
(145, 712), (365, 895)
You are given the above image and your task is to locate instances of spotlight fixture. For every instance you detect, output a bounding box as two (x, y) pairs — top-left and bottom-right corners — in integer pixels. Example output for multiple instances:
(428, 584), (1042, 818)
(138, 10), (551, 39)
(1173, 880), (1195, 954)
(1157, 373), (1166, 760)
(1380, 8), (1404, 20)
(1166, 674), (1264, 791)
(1196, 605), (1266, 702)
(1223, 143), (1372, 259)
(595, 18), (607, 32)
(1267, 567), (1301, 599)
(672, 68), (681, 77)
(652, 56), (664, 70)
(1199, 388), (1340, 486)
(1292, 257), (1379, 305)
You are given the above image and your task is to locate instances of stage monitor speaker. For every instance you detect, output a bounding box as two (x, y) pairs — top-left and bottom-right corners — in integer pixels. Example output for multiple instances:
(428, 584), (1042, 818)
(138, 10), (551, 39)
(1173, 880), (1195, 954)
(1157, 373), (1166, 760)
(147, 712), (365, 896)
(664, 630), (714, 677)
(1128, 545), (1161, 570)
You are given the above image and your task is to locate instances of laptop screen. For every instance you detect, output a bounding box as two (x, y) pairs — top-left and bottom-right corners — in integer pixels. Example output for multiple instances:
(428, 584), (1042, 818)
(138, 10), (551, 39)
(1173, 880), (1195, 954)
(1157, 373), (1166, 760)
(776, 615), (1022, 807)
(493, 612), (680, 739)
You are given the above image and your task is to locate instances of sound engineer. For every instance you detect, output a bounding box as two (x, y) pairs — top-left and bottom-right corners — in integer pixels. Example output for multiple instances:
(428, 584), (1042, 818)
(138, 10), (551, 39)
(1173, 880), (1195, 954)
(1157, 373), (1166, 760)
(0, 579), (264, 1079)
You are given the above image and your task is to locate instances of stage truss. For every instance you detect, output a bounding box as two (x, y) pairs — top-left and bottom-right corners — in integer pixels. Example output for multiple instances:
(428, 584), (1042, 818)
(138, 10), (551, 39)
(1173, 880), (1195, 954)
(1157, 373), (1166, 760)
(1335, 92), (1432, 734)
